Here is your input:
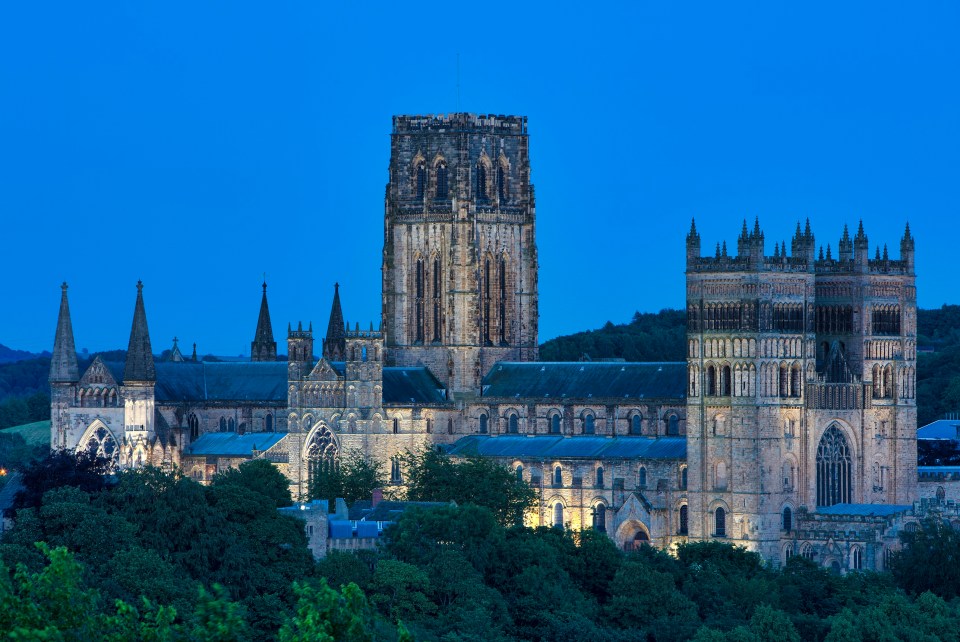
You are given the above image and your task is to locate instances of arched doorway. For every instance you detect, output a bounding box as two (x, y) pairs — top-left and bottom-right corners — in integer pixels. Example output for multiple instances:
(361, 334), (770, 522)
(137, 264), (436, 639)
(616, 519), (651, 551)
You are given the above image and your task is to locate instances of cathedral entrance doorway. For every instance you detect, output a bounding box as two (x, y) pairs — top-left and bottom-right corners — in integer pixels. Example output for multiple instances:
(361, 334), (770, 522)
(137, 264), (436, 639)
(616, 519), (651, 551)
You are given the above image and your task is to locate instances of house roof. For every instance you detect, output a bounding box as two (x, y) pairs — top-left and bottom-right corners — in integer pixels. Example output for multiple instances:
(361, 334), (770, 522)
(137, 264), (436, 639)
(481, 362), (687, 400)
(446, 435), (687, 460)
(185, 431), (286, 457)
(918, 420), (960, 441)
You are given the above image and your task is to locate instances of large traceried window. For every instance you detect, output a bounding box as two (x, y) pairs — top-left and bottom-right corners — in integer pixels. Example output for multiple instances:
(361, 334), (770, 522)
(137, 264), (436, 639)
(416, 162), (426, 198)
(305, 424), (339, 490)
(817, 425), (852, 507)
(80, 425), (118, 465)
(476, 162), (488, 199)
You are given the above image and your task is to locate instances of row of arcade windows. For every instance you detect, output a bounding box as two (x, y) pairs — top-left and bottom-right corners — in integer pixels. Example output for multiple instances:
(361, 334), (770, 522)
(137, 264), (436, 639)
(480, 412), (679, 435)
(210, 413), (274, 438)
(413, 161), (508, 201)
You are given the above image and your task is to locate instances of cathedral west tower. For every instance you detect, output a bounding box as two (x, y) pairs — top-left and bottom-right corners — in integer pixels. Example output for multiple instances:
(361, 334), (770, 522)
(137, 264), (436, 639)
(382, 114), (539, 396)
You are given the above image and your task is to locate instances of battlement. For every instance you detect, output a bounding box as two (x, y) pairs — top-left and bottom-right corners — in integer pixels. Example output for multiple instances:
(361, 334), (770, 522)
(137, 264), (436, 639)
(392, 113), (527, 134)
(686, 218), (914, 276)
(346, 325), (382, 340)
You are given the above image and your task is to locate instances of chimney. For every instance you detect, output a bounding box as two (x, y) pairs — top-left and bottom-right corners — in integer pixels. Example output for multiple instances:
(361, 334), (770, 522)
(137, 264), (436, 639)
(372, 488), (384, 508)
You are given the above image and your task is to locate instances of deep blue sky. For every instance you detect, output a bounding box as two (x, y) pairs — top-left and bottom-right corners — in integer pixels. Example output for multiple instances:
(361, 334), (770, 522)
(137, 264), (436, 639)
(2, 3), (958, 355)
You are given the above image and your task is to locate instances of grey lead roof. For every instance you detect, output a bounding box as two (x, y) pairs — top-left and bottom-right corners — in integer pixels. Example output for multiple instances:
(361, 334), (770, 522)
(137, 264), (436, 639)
(446, 435), (687, 460)
(186, 431), (286, 456)
(815, 504), (911, 517)
(481, 362), (687, 400)
(382, 367), (447, 404)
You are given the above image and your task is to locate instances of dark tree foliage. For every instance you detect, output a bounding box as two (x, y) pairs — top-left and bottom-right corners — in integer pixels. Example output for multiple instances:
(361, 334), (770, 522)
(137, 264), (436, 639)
(14, 449), (112, 510)
(539, 309), (687, 362)
(308, 451), (385, 507)
(212, 459), (293, 508)
(890, 517), (960, 599)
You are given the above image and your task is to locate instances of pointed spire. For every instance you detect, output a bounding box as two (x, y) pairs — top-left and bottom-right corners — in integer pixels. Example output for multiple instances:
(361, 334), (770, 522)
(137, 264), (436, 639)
(323, 282), (346, 360)
(826, 244), (833, 260)
(855, 219), (868, 247)
(819, 245), (824, 261)
(124, 280), (156, 383)
(49, 282), (79, 383)
(841, 224), (850, 243)
(753, 216), (761, 237)
(774, 243), (780, 259)
(721, 240), (728, 257)
(191, 342), (198, 362)
(903, 222), (913, 242)
(883, 244), (889, 261)
(740, 219), (749, 240)
(251, 281), (277, 361)
(689, 218), (698, 236)
(715, 243), (721, 259)
(805, 218), (813, 239)
(795, 221), (802, 239)
(875, 246), (881, 260)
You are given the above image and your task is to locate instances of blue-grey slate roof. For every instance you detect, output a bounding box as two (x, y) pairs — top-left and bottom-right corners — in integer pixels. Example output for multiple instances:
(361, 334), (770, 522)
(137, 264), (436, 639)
(918, 420), (960, 441)
(447, 435), (686, 460)
(382, 367), (448, 404)
(815, 503), (911, 517)
(481, 362), (687, 399)
(186, 431), (286, 457)
(102, 361), (288, 402)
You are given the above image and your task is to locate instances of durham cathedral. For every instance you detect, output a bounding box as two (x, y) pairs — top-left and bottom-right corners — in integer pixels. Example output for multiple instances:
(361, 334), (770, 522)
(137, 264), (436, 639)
(49, 113), (928, 571)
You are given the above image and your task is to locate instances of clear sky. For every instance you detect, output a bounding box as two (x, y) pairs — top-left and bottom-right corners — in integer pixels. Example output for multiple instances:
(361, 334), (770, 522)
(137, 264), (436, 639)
(2, 2), (957, 355)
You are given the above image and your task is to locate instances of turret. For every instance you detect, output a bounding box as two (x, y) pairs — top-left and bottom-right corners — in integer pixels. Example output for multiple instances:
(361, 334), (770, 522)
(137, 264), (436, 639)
(838, 224), (853, 263)
(121, 281), (156, 467)
(686, 219), (701, 267)
(344, 322), (384, 409)
(322, 283), (346, 361)
(854, 220), (869, 271)
(901, 223), (915, 273)
(251, 281), (277, 362)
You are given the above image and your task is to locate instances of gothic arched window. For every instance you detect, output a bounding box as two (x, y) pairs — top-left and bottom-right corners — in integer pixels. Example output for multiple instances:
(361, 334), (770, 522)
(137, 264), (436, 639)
(782, 507), (792, 531)
(393, 417), (399, 434)
(596, 466), (604, 488)
(391, 457), (402, 483)
(554, 466), (562, 487)
(435, 162), (448, 199)
(851, 546), (863, 570)
(265, 413), (273, 432)
(80, 425), (118, 465)
(479, 414), (488, 434)
(188, 413), (199, 441)
(639, 466), (647, 488)
(707, 365), (717, 396)
(631, 414), (642, 435)
(416, 162), (426, 198)
(497, 164), (506, 201)
(415, 258), (425, 343)
(432, 257), (442, 342)
(679, 505), (688, 535)
(550, 414), (561, 434)
(680, 466), (688, 490)
(721, 365), (731, 396)
(516, 465), (523, 481)
(476, 162), (487, 199)
(228, 418), (236, 432)
(715, 507), (726, 537)
(816, 425), (852, 507)
(483, 259), (492, 345)
(498, 257), (507, 345)
(219, 417), (227, 432)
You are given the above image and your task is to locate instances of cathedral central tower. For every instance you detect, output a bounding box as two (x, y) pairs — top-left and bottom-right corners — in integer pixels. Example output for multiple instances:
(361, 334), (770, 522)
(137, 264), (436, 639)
(382, 113), (539, 396)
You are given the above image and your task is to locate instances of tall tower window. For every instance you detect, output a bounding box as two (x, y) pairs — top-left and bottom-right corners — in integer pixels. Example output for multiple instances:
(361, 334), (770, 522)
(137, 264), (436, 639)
(415, 257), (425, 343)
(416, 163), (426, 198)
(499, 257), (507, 345)
(476, 162), (487, 199)
(679, 505), (688, 535)
(435, 162), (448, 199)
(816, 425), (852, 507)
(497, 164), (506, 201)
(433, 257), (441, 342)
(483, 259), (492, 345)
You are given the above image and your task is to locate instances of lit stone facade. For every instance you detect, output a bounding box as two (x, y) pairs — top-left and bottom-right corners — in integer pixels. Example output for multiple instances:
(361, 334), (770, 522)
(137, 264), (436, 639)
(49, 113), (927, 569)
(685, 219), (918, 562)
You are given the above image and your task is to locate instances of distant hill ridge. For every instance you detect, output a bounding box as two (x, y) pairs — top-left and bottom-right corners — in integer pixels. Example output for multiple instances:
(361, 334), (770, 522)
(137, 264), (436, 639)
(0, 344), (49, 365)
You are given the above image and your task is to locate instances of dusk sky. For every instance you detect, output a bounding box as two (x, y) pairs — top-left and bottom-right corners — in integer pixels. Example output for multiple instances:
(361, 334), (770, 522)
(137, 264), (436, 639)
(2, 3), (957, 355)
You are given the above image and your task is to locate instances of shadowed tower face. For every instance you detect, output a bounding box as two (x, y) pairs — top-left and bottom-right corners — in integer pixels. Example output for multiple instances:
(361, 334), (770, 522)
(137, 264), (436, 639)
(382, 113), (539, 395)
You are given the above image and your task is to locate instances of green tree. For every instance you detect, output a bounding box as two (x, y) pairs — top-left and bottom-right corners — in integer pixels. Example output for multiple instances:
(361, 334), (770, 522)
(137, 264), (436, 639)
(399, 447), (537, 526)
(308, 451), (384, 506)
(890, 517), (960, 598)
(279, 580), (376, 642)
(212, 459), (294, 507)
(369, 560), (435, 622)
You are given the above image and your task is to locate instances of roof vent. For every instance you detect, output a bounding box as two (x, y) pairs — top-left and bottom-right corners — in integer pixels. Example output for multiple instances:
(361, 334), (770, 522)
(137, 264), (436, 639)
(579, 366), (585, 372)
(540, 366), (545, 372)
